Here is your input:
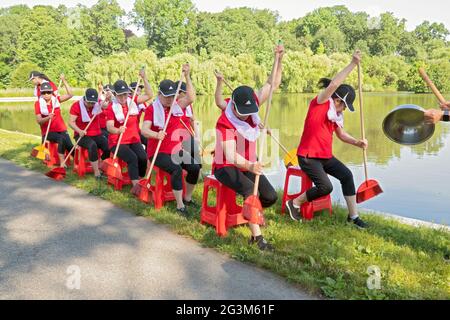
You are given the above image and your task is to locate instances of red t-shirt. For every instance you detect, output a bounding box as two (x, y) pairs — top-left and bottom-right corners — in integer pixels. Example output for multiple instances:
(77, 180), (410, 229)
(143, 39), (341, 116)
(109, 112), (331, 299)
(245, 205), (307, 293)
(105, 97), (141, 149)
(34, 97), (67, 135)
(297, 96), (338, 159)
(35, 81), (59, 98)
(144, 104), (186, 158)
(69, 100), (102, 137)
(213, 98), (258, 172)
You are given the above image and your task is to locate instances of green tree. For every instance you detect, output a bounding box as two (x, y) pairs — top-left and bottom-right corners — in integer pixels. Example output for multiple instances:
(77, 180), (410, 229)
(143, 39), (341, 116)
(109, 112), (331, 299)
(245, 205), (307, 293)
(79, 0), (126, 56)
(133, 0), (198, 57)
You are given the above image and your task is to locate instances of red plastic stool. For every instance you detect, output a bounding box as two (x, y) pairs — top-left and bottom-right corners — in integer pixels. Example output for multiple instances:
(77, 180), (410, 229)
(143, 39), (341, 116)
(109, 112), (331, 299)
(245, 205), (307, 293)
(200, 175), (248, 237)
(146, 167), (187, 209)
(42, 141), (71, 168)
(105, 158), (131, 190)
(281, 166), (332, 220)
(73, 147), (103, 178)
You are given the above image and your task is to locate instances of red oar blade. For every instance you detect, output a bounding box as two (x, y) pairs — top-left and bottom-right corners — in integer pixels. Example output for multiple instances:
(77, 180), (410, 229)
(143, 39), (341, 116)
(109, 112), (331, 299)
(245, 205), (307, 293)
(242, 195), (265, 225)
(132, 178), (154, 204)
(45, 167), (66, 181)
(356, 179), (383, 203)
(101, 158), (123, 179)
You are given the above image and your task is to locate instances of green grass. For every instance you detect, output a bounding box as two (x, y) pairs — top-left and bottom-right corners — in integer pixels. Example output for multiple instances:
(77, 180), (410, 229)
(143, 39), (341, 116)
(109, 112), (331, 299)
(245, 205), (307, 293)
(0, 129), (449, 300)
(0, 88), (85, 98)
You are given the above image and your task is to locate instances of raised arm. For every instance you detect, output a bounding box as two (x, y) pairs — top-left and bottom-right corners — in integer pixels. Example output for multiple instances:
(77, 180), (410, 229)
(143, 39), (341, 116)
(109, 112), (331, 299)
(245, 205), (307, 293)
(256, 44), (284, 105)
(59, 74), (73, 102)
(317, 50), (361, 104)
(214, 71), (227, 110)
(136, 69), (153, 104)
(177, 64), (196, 109)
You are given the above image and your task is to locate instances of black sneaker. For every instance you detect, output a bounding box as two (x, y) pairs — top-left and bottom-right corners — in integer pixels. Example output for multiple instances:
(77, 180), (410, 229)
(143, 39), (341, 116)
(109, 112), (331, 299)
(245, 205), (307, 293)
(176, 206), (189, 217)
(286, 200), (302, 221)
(250, 235), (274, 251)
(183, 198), (198, 207)
(347, 216), (368, 229)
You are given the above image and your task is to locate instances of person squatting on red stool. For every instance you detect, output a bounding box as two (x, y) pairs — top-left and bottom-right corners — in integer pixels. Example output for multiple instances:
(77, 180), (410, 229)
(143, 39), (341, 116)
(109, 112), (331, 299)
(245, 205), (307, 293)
(105, 69), (153, 188)
(286, 50), (369, 229)
(141, 64), (200, 217)
(212, 44), (285, 251)
(69, 88), (110, 180)
(34, 77), (74, 166)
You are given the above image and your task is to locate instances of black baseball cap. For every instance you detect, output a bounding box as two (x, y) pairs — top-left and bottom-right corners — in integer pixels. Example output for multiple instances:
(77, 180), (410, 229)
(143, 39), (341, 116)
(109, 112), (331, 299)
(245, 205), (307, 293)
(231, 86), (259, 116)
(40, 82), (53, 93)
(175, 81), (187, 93)
(28, 71), (43, 81)
(159, 80), (177, 97)
(130, 82), (144, 90)
(334, 84), (356, 112)
(103, 84), (112, 91)
(84, 88), (98, 103)
(113, 80), (130, 95)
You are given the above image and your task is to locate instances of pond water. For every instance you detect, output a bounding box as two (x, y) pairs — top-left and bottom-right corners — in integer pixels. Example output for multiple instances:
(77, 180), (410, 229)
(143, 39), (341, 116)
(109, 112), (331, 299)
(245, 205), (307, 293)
(1, 93), (449, 225)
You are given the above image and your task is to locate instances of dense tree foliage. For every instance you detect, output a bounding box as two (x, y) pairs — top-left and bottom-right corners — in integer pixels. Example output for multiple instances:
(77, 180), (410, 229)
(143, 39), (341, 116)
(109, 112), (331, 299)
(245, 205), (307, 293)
(0, 1), (448, 93)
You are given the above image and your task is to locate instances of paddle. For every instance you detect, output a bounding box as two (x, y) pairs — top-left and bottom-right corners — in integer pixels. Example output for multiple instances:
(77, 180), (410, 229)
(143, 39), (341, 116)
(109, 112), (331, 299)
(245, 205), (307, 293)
(419, 68), (447, 105)
(31, 78), (63, 160)
(214, 69), (294, 167)
(132, 69), (185, 203)
(242, 49), (280, 225)
(356, 62), (383, 203)
(45, 110), (100, 180)
(100, 73), (143, 180)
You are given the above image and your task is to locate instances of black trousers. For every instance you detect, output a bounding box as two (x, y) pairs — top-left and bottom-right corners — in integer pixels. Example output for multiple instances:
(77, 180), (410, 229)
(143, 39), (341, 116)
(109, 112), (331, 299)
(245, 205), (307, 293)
(214, 166), (278, 208)
(76, 135), (110, 162)
(140, 133), (148, 151)
(182, 135), (202, 166)
(45, 131), (73, 155)
(111, 143), (147, 181)
(101, 128), (109, 140)
(298, 156), (355, 201)
(151, 151), (201, 191)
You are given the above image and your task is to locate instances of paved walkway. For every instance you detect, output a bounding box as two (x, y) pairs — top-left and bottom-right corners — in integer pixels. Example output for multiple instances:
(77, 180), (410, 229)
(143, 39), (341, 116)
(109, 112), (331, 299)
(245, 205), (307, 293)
(0, 159), (315, 300)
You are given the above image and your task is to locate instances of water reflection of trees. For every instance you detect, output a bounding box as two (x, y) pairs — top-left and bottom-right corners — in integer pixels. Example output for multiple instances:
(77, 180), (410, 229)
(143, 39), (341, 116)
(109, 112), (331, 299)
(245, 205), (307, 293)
(1, 94), (448, 164)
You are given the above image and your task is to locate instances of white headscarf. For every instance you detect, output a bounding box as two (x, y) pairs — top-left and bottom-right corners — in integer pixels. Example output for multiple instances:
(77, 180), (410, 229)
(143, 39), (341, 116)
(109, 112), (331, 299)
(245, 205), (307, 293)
(224, 99), (261, 142)
(111, 97), (139, 123)
(151, 97), (184, 129)
(327, 98), (344, 128)
(79, 98), (102, 123)
(39, 96), (60, 115)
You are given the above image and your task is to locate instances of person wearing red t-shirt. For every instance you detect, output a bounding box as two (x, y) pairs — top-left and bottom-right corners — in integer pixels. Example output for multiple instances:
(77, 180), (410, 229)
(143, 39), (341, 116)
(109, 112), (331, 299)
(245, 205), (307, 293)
(286, 50), (369, 229)
(212, 45), (284, 251)
(34, 79), (74, 166)
(141, 64), (200, 216)
(105, 69), (153, 188)
(98, 83), (113, 139)
(69, 88), (110, 179)
(176, 80), (201, 166)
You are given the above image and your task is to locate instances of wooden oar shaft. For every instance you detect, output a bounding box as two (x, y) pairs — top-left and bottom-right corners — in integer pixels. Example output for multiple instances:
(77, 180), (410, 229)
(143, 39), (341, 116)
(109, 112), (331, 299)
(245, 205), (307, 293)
(112, 76), (142, 160)
(179, 118), (207, 154)
(419, 68), (447, 104)
(144, 70), (185, 182)
(252, 52), (280, 196)
(357, 63), (369, 182)
(61, 111), (99, 165)
(214, 70), (234, 92)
